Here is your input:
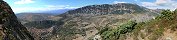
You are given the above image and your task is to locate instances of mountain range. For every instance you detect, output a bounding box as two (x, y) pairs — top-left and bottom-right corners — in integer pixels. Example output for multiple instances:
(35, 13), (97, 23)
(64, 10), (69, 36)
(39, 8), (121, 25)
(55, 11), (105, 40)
(16, 3), (162, 40)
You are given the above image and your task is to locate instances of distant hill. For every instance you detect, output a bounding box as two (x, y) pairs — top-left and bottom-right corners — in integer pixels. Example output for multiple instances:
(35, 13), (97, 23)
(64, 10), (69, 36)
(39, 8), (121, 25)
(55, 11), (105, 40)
(17, 9), (73, 15)
(15, 9), (72, 23)
(16, 13), (53, 21)
(16, 13), (62, 24)
(60, 3), (157, 16)
(39, 9), (74, 15)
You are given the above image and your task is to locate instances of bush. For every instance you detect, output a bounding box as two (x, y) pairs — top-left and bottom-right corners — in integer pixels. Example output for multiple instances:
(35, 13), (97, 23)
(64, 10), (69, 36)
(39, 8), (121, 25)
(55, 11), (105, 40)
(156, 9), (174, 20)
(100, 21), (137, 40)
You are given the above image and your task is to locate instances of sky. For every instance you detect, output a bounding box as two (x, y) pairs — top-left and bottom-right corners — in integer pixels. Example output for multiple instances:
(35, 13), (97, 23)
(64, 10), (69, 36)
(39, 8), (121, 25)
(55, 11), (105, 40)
(3, 0), (177, 13)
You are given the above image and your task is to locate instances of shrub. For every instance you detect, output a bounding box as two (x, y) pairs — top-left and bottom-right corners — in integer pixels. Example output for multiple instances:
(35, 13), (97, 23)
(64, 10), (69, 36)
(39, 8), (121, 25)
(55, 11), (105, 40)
(156, 9), (174, 20)
(100, 20), (137, 40)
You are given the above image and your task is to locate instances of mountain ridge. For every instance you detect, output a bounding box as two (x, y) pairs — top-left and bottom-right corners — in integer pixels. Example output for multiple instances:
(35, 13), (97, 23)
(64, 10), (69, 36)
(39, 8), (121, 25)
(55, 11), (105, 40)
(61, 3), (150, 15)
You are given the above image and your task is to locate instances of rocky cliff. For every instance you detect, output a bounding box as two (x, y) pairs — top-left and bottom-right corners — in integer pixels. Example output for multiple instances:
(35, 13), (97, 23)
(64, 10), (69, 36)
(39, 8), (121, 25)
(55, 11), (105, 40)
(0, 0), (34, 40)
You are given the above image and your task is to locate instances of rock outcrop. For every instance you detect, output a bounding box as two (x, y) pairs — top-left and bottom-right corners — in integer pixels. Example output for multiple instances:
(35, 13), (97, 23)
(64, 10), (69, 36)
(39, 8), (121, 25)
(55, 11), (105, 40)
(0, 0), (34, 40)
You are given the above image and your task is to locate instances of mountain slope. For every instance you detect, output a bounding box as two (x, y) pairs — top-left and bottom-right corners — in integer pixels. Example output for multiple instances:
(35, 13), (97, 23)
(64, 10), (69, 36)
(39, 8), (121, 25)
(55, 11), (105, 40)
(36, 9), (73, 15)
(0, 0), (34, 40)
(98, 9), (177, 40)
(59, 3), (157, 16)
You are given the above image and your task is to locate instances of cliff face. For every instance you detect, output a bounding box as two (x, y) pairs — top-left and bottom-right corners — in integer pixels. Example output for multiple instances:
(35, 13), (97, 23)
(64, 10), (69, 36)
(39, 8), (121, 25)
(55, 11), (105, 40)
(0, 0), (34, 40)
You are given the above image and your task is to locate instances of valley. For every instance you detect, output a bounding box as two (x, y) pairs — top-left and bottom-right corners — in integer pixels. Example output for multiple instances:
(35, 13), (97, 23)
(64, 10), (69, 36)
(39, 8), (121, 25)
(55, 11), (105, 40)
(17, 3), (160, 40)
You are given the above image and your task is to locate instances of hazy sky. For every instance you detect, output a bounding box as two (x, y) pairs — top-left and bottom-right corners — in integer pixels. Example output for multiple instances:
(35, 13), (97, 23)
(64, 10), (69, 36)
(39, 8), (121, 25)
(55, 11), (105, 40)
(3, 0), (177, 13)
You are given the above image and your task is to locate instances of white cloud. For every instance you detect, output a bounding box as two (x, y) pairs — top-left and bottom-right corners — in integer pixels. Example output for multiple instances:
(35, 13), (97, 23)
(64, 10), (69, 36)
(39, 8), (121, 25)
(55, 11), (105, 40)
(141, 0), (177, 10)
(141, 2), (158, 7)
(113, 1), (127, 4)
(14, 0), (35, 4)
(45, 5), (70, 8)
(12, 5), (79, 13)
(155, 0), (172, 5)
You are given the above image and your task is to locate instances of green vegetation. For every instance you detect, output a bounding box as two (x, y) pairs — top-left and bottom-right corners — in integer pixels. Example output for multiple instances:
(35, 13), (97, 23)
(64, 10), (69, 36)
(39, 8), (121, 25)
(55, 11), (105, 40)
(133, 9), (177, 40)
(156, 9), (174, 20)
(100, 20), (137, 40)
(99, 9), (177, 40)
(0, 10), (10, 24)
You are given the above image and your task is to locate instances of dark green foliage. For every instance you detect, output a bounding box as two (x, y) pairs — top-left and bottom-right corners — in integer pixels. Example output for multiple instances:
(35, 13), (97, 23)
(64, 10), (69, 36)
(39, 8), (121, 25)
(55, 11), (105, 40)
(100, 21), (137, 40)
(156, 9), (174, 20)
(98, 27), (109, 35)
(132, 9), (177, 40)
(0, 11), (10, 24)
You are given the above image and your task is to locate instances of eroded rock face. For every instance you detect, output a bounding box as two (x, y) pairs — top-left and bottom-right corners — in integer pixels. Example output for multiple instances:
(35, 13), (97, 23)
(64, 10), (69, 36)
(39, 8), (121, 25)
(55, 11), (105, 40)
(0, 0), (34, 40)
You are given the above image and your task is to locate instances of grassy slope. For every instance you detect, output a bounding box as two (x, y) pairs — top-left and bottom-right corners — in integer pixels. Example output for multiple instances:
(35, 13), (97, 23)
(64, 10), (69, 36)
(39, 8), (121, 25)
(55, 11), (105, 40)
(132, 9), (177, 40)
(99, 9), (177, 40)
